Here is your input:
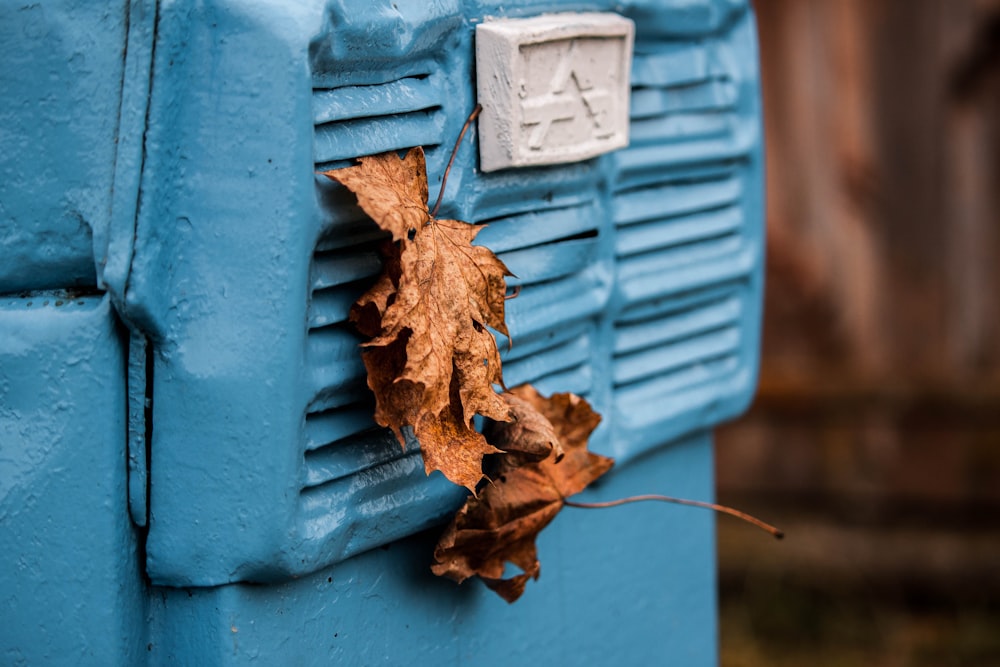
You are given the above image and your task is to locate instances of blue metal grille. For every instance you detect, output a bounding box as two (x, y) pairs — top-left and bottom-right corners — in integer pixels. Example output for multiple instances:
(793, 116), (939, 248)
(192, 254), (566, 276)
(135, 0), (762, 586)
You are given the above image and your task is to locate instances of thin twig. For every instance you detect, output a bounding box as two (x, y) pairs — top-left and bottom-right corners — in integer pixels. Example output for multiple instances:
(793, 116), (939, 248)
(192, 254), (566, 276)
(431, 104), (483, 218)
(564, 494), (784, 539)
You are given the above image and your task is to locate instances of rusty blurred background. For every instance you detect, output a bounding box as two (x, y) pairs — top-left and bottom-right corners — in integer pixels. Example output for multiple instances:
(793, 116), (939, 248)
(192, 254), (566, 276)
(716, 0), (1000, 664)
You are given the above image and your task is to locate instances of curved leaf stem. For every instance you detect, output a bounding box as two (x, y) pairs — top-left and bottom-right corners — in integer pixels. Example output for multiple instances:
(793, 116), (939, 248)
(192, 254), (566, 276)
(431, 104), (483, 218)
(564, 494), (784, 539)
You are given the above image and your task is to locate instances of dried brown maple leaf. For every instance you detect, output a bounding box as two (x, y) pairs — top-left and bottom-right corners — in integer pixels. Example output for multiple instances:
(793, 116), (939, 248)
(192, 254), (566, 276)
(432, 386), (614, 602)
(321, 147), (515, 491)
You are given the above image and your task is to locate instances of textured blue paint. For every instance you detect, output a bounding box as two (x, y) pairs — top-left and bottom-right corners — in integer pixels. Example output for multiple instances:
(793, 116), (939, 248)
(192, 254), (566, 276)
(0, 295), (147, 665)
(1, 0), (763, 663)
(0, 1), (127, 292)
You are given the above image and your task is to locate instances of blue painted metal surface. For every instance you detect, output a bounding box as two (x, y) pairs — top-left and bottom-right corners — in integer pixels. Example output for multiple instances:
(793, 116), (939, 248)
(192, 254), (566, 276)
(1, 0), (763, 664)
(0, 295), (147, 665)
(147, 433), (718, 666)
(0, 0), (128, 292)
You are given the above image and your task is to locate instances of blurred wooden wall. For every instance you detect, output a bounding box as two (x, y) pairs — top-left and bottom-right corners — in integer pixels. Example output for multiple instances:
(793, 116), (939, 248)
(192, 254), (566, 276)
(716, 6), (1000, 659)
(754, 0), (1000, 389)
(717, 0), (1000, 539)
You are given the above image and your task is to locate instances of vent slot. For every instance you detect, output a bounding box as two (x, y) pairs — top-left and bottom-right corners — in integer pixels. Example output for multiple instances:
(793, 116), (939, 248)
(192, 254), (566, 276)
(631, 43), (712, 88)
(503, 268), (605, 338)
(304, 207), (384, 443)
(465, 163), (599, 223)
(313, 73), (446, 170)
(483, 203), (605, 398)
(474, 202), (599, 254)
(615, 354), (741, 423)
(617, 233), (753, 308)
(298, 452), (462, 548)
(304, 401), (376, 453)
(472, 201), (606, 345)
(614, 295), (741, 387)
(307, 232), (384, 330)
(615, 325), (740, 387)
(614, 174), (742, 229)
(615, 40), (753, 190)
(302, 425), (406, 490)
(616, 205), (741, 258)
(631, 79), (737, 118)
(313, 75), (438, 124)
(628, 41), (738, 146)
(304, 324), (367, 412)
(613, 289), (744, 415)
(503, 324), (594, 392)
(615, 294), (741, 356)
(612, 169), (753, 311)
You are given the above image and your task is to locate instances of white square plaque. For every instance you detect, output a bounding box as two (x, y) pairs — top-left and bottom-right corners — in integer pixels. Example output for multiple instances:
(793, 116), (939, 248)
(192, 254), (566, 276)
(475, 12), (634, 172)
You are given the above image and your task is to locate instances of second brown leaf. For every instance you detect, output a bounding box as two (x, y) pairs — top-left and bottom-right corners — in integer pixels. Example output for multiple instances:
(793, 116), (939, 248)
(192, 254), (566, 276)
(432, 386), (614, 602)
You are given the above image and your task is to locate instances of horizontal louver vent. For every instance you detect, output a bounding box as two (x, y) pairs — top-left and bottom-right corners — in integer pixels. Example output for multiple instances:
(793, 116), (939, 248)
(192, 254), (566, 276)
(615, 39), (753, 190)
(611, 173), (749, 402)
(614, 291), (742, 390)
(302, 67), (455, 534)
(610, 35), (760, 454)
(303, 226), (392, 474)
(286, 13), (761, 572)
(305, 69), (457, 486)
(299, 213), (465, 553)
(313, 73), (446, 170)
(297, 141), (612, 558)
(611, 281), (749, 446)
(475, 199), (607, 398)
(629, 43), (738, 145)
(614, 173), (752, 309)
